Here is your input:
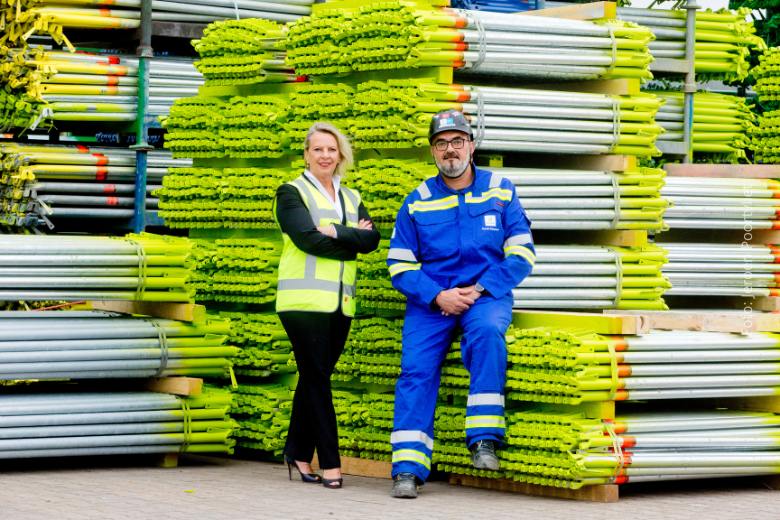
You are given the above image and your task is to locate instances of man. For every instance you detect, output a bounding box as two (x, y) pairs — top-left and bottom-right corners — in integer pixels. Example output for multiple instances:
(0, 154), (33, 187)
(386, 109), (535, 499)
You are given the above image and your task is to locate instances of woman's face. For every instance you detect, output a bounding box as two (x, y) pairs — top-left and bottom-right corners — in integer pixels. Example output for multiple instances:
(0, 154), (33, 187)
(304, 131), (340, 178)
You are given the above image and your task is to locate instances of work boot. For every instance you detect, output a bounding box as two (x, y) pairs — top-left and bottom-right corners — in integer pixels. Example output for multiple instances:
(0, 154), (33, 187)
(470, 440), (500, 471)
(390, 472), (418, 499)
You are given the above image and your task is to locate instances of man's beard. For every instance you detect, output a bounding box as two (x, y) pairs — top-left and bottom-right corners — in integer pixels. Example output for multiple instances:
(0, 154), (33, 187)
(436, 152), (470, 179)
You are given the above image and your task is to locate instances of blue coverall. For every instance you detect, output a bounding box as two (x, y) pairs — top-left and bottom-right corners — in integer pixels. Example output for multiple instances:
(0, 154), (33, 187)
(386, 166), (535, 482)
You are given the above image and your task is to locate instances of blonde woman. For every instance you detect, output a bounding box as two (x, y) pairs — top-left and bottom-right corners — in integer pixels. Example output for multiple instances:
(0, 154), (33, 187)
(274, 122), (380, 489)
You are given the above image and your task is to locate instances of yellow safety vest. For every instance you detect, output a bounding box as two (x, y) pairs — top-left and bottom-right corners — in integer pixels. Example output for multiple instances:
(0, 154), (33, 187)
(275, 175), (360, 316)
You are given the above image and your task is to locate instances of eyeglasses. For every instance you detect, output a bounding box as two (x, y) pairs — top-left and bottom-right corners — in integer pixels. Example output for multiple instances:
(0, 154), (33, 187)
(433, 137), (468, 151)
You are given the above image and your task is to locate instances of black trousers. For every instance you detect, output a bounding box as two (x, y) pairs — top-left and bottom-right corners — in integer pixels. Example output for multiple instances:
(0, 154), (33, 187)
(278, 310), (352, 469)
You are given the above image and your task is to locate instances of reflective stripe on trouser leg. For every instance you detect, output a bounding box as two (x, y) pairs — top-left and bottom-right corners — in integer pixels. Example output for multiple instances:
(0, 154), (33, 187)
(460, 296), (512, 447)
(392, 305), (457, 482)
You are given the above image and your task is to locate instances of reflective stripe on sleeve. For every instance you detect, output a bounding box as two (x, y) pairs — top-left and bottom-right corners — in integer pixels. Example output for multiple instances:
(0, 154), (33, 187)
(504, 245), (536, 265)
(387, 248), (418, 262)
(388, 262), (421, 277)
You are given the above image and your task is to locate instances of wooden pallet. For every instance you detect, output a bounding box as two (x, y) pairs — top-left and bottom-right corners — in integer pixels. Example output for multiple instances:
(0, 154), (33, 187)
(604, 309), (780, 333)
(448, 475), (619, 503)
(89, 300), (207, 323)
(144, 377), (203, 397)
(311, 456), (391, 479)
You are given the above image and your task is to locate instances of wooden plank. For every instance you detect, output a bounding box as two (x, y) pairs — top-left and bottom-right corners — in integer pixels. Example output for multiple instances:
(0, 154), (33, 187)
(157, 453), (179, 468)
(448, 475), (619, 502)
(145, 377), (203, 397)
(533, 229), (647, 247)
(520, 1), (616, 20)
(342, 457), (392, 479)
(605, 309), (780, 333)
(89, 301), (207, 323)
(513, 310), (648, 335)
(664, 163), (780, 179)
(311, 456), (392, 479)
(522, 78), (639, 96)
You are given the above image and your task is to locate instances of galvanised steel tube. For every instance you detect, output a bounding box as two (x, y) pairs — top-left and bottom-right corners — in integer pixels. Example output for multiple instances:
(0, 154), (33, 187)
(0, 396), (181, 415)
(0, 337), (226, 352)
(619, 363), (780, 377)
(0, 358), (231, 375)
(0, 444), (231, 459)
(0, 408), (226, 428)
(0, 346), (236, 363)
(0, 368), (229, 379)
(588, 452), (780, 467)
(0, 420), (233, 439)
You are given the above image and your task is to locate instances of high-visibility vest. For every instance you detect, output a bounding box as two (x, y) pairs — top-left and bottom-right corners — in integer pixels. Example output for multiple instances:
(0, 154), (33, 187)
(275, 175), (360, 316)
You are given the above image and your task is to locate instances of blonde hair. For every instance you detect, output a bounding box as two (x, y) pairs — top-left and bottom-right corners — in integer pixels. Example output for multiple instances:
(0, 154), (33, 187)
(304, 122), (354, 179)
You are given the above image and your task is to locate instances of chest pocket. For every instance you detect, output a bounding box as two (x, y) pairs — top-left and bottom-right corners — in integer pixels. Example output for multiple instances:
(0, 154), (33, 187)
(413, 207), (459, 261)
(468, 199), (504, 252)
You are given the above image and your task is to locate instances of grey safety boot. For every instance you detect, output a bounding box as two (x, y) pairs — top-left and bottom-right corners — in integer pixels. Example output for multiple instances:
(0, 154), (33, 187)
(390, 472), (418, 499)
(470, 440), (500, 471)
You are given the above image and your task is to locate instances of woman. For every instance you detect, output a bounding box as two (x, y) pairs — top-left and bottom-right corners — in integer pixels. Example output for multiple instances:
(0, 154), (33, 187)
(274, 122), (380, 489)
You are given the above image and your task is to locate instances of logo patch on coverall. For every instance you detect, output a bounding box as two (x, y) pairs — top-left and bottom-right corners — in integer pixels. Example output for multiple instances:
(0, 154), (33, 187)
(483, 215), (497, 228)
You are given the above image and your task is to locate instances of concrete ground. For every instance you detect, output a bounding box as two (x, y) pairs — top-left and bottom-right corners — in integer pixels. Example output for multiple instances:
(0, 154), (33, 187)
(1, 455), (778, 520)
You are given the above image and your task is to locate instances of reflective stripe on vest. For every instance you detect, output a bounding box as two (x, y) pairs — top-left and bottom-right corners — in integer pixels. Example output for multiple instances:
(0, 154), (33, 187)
(276, 175), (360, 316)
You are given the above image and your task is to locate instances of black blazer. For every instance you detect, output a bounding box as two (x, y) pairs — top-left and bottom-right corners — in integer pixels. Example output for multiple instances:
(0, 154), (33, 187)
(275, 176), (381, 260)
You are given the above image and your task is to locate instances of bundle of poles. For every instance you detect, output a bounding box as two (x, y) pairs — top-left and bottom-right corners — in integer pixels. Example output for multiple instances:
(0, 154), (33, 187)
(0, 311), (235, 380)
(438, 407), (780, 487)
(659, 242), (780, 298)
(164, 81), (664, 157)
(39, 50), (202, 120)
(192, 18), (296, 86)
(752, 48), (780, 103)
(191, 238), (280, 304)
(751, 109), (780, 164)
(219, 312), (293, 378)
(501, 166), (667, 231)
(607, 410), (780, 483)
(616, 6), (765, 81)
(1, 0), (312, 49)
(0, 389), (236, 459)
(231, 383), (291, 454)
(349, 81), (664, 156)
(516, 245), (669, 311)
(506, 327), (780, 404)
(286, 1), (655, 80)
(660, 176), (780, 230)
(655, 91), (756, 161)
(155, 166), (296, 229)
(1, 143), (189, 227)
(0, 233), (194, 302)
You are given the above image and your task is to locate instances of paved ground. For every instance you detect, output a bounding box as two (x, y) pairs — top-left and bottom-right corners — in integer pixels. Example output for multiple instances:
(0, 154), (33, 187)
(1, 455), (779, 520)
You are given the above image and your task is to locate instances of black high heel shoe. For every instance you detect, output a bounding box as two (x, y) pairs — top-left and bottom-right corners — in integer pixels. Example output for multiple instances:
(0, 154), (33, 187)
(321, 471), (343, 489)
(284, 455), (322, 483)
